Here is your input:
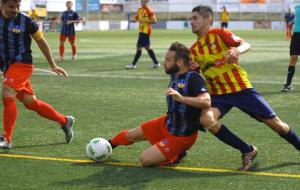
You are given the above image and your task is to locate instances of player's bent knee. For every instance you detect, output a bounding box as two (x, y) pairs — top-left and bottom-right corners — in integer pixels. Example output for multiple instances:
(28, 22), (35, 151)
(139, 155), (153, 167)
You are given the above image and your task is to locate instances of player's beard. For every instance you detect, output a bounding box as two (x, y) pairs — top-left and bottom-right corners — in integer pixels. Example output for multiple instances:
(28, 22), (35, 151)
(165, 64), (179, 75)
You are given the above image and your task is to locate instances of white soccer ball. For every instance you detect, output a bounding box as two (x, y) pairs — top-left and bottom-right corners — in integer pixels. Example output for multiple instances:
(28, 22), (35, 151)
(86, 138), (112, 162)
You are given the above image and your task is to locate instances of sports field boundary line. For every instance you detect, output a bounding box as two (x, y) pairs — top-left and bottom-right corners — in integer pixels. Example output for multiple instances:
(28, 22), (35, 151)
(1, 153), (300, 180)
(33, 68), (300, 85)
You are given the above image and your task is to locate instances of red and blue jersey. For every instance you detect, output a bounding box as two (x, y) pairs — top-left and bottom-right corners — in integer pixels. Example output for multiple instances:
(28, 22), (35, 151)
(0, 12), (39, 71)
(60, 10), (79, 36)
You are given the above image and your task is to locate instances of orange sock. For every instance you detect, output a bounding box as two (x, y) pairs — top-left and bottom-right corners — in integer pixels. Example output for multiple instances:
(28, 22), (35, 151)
(71, 44), (77, 55)
(59, 45), (64, 58)
(25, 99), (67, 126)
(111, 130), (134, 146)
(2, 97), (18, 143)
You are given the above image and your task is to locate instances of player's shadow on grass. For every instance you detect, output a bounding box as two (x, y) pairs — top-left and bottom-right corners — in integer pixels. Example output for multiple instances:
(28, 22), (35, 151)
(254, 162), (300, 172)
(53, 162), (240, 189)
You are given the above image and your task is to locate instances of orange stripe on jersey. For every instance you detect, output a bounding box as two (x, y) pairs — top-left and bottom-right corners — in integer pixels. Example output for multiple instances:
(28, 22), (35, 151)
(205, 35), (213, 54)
(214, 35), (222, 52)
(197, 42), (204, 55)
(223, 72), (236, 92)
(215, 76), (227, 94)
(208, 78), (218, 94)
(232, 67), (247, 90)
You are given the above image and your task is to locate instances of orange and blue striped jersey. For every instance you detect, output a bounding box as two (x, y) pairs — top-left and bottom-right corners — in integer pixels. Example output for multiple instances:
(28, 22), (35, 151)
(135, 6), (154, 35)
(0, 12), (41, 71)
(190, 28), (252, 95)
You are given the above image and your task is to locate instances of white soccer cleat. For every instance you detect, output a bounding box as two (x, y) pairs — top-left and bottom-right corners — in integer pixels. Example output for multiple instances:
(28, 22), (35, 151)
(151, 63), (160, 69)
(126, 64), (137, 69)
(72, 54), (77, 61)
(0, 137), (12, 149)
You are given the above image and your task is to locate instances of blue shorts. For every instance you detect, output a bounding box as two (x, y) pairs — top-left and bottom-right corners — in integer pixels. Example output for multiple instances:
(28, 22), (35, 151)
(137, 32), (150, 47)
(211, 88), (276, 121)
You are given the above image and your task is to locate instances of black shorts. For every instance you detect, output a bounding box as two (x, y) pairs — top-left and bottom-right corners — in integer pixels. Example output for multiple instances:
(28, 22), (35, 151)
(137, 32), (150, 47)
(221, 22), (228, 28)
(290, 32), (300, 55)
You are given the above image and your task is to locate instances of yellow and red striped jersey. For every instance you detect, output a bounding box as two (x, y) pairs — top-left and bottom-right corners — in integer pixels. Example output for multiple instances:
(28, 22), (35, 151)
(190, 28), (252, 95)
(135, 6), (154, 35)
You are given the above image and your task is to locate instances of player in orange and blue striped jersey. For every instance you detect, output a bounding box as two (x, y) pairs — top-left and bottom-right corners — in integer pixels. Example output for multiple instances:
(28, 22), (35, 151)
(58, 1), (81, 61)
(189, 5), (300, 171)
(126, 0), (160, 69)
(0, 0), (74, 149)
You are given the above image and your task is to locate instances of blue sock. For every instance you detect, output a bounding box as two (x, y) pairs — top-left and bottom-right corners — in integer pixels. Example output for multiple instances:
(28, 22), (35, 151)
(280, 129), (300, 151)
(214, 124), (253, 154)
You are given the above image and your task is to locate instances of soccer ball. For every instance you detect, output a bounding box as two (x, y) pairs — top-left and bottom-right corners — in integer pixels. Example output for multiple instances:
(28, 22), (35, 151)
(86, 138), (112, 162)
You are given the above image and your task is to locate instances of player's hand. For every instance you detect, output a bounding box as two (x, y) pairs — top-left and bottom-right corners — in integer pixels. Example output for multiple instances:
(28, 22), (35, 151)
(51, 65), (68, 78)
(66, 20), (72, 25)
(166, 88), (183, 102)
(224, 47), (240, 63)
(188, 60), (200, 72)
(130, 17), (137, 23)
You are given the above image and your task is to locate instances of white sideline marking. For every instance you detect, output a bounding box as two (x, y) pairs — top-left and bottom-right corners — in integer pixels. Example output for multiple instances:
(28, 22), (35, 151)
(34, 68), (299, 84)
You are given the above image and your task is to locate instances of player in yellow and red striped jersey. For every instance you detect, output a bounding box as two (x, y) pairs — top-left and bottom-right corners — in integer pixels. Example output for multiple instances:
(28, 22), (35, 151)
(126, 0), (160, 69)
(189, 5), (300, 171)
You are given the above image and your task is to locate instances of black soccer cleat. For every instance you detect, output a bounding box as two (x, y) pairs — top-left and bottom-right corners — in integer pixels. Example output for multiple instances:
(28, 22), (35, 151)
(62, 116), (75, 143)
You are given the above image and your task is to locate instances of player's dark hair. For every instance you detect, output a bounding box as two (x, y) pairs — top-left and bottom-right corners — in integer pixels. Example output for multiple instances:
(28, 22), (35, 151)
(192, 5), (214, 19)
(1, 0), (21, 4)
(169, 42), (190, 66)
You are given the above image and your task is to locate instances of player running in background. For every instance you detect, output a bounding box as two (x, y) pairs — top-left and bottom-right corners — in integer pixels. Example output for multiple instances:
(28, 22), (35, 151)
(0, 0), (74, 149)
(282, 5), (300, 92)
(58, 1), (82, 61)
(126, 0), (160, 69)
(285, 8), (294, 40)
(189, 5), (300, 170)
(110, 42), (210, 166)
(220, 6), (230, 29)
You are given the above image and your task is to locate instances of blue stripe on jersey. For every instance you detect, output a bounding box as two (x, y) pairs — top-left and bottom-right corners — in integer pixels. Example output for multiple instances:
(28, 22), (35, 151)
(17, 15), (26, 61)
(7, 21), (14, 63)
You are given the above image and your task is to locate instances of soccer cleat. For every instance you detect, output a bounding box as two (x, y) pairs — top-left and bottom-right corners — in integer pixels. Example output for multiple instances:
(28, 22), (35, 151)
(239, 146), (258, 171)
(125, 64), (137, 69)
(72, 54), (77, 61)
(56, 57), (64, 62)
(108, 139), (118, 149)
(0, 137), (12, 149)
(151, 63), (161, 69)
(165, 151), (187, 166)
(61, 116), (75, 143)
(281, 84), (294, 92)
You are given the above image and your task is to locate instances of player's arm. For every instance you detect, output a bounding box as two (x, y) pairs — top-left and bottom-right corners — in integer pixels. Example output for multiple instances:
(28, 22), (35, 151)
(166, 74), (211, 109)
(32, 30), (68, 77)
(225, 41), (251, 63)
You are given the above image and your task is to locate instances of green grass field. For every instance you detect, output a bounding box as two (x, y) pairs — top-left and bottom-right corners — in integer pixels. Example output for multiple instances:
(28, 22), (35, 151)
(1, 29), (300, 189)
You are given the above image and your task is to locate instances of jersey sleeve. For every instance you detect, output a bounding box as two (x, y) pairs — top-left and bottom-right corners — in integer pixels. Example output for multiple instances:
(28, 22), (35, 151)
(145, 6), (154, 18)
(73, 12), (79, 20)
(219, 28), (243, 47)
(26, 17), (39, 35)
(188, 73), (208, 97)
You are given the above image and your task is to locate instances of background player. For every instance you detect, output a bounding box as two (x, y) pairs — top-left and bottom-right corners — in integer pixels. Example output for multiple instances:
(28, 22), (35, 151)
(111, 42), (210, 166)
(126, 0), (160, 69)
(285, 8), (294, 40)
(58, 1), (82, 61)
(220, 6), (230, 28)
(0, 0), (74, 149)
(282, 5), (300, 92)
